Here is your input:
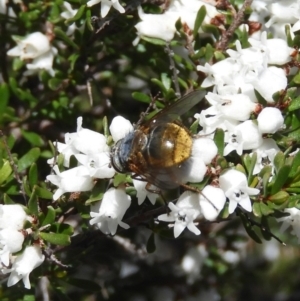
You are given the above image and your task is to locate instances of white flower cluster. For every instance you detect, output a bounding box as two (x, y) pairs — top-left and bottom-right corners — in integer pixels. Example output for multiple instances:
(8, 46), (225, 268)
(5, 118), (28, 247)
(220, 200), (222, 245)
(7, 32), (57, 76)
(133, 0), (219, 45)
(87, 0), (125, 18)
(0, 204), (44, 289)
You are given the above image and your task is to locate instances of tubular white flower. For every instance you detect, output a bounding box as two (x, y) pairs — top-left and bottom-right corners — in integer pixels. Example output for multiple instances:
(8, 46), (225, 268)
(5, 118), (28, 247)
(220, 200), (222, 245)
(192, 137), (218, 165)
(134, 6), (178, 44)
(253, 66), (287, 103)
(75, 153), (115, 179)
(7, 245), (45, 289)
(90, 188), (131, 235)
(277, 208), (300, 243)
(0, 228), (24, 266)
(0, 204), (27, 230)
(199, 186), (226, 221)
(219, 169), (260, 214)
(109, 116), (134, 142)
(25, 47), (57, 77)
(73, 117), (110, 155)
(60, 2), (78, 35)
(257, 107), (284, 134)
(46, 165), (94, 201)
(251, 138), (280, 175)
(158, 191), (201, 238)
(132, 179), (158, 205)
(87, 0), (125, 18)
(7, 32), (50, 60)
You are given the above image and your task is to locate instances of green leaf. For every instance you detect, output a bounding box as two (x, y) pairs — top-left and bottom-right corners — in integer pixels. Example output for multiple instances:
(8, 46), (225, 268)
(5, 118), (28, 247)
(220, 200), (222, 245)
(288, 96), (300, 111)
(273, 151), (285, 173)
(259, 202), (274, 216)
(68, 53), (80, 71)
(21, 130), (44, 147)
(269, 191), (289, 204)
(85, 180), (105, 204)
(85, 9), (93, 31)
(259, 166), (272, 197)
(48, 78), (63, 90)
(213, 128), (225, 156)
(141, 36), (166, 45)
(54, 27), (79, 50)
(35, 186), (53, 199)
(260, 216), (272, 241)
(39, 232), (71, 246)
(288, 150), (300, 179)
(252, 202), (261, 217)
(28, 187), (38, 215)
(0, 160), (12, 185)
(17, 148), (41, 172)
(41, 206), (56, 227)
(132, 92), (151, 103)
(271, 165), (291, 195)
(146, 232), (156, 253)
(151, 78), (167, 94)
(193, 5), (206, 38)
(3, 194), (15, 204)
(28, 163), (38, 187)
(161, 73), (171, 91)
(239, 212), (262, 244)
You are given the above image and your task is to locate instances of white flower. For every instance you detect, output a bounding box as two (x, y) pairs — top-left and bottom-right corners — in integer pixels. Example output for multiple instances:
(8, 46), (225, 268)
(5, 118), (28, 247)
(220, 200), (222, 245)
(46, 165), (94, 200)
(60, 1), (78, 35)
(87, 0), (125, 18)
(199, 186), (226, 221)
(133, 179), (158, 205)
(0, 228), (24, 266)
(251, 138), (279, 175)
(109, 116), (134, 142)
(90, 188), (131, 235)
(191, 137), (218, 165)
(253, 66), (287, 103)
(7, 245), (45, 289)
(158, 191), (201, 238)
(0, 204), (27, 230)
(277, 208), (300, 243)
(7, 32), (50, 60)
(134, 6), (178, 45)
(24, 47), (57, 77)
(257, 107), (284, 134)
(224, 120), (263, 156)
(72, 117), (110, 155)
(219, 169), (260, 214)
(75, 153), (115, 179)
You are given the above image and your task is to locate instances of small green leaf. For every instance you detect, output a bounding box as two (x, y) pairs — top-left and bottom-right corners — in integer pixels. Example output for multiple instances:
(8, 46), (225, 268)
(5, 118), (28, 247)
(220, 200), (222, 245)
(3, 194), (15, 204)
(146, 232), (156, 253)
(252, 202), (261, 217)
(271, 165), (291, 195)
(260, 216), (272, 241)
(17, 148), (41, 172)
(132, 92), (151, 103)
(41, 206), (56, 227)
(48, 78), (63, 90)
(28, 163), (38, 187)
(54, 28), (79, 50)
(239, 213), (262, 244)
(40, 232), (71, 246)
(161, 73), (171, 91)
(68, 53), (80, 71)
(193, 5), (206, 38)
(85, 180), (105, 204)
(151, 78), (167, 94)
(273, 151), (285, 173)
(269, 190), (289, 204)
(28, 187), (38, 216)
(259, 166), (272, 197)
(288, 150), (300, 179)
(259, 202), (274, 216)
(213, 128), (225, 156)
(0, 160), (12, 185)
(288, 96), (300, 111)
(85, 9), (93, 31)
(21, 130), (44, 147)
(141, 36), (166, 45)
(35, 186), (53, 199)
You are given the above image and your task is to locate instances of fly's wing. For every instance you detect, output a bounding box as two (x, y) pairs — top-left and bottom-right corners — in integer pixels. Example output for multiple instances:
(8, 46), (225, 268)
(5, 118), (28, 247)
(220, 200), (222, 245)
(146, 90), (206, 126)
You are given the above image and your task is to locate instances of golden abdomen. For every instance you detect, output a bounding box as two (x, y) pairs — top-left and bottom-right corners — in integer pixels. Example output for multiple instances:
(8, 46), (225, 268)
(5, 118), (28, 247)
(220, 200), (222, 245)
(146, 123), (192, 167)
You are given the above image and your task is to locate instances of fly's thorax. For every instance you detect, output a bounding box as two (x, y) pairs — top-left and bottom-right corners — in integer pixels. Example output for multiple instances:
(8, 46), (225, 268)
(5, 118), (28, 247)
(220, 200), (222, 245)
(110, 130), (148, 174)
(146, 122), (192, 168)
